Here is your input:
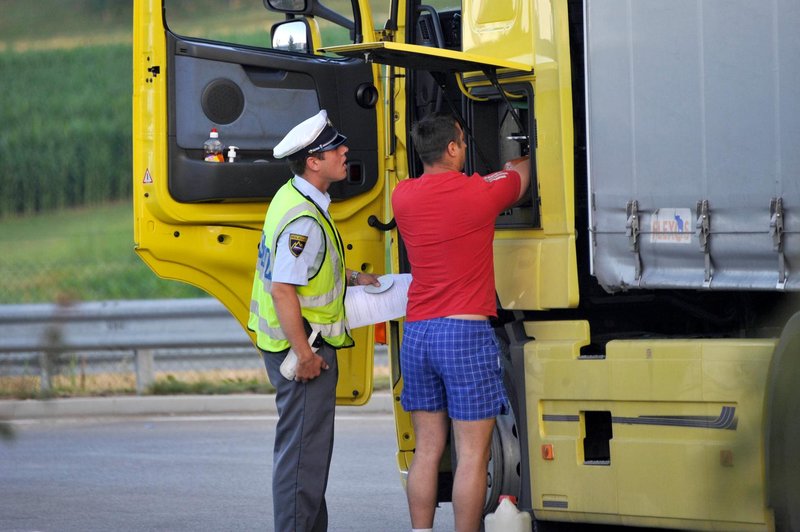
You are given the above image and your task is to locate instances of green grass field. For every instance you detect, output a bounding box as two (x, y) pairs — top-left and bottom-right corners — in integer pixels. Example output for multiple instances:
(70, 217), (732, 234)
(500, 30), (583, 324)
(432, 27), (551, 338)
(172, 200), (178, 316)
(0, 202), (205, 303)
(0, 1), (131, 51)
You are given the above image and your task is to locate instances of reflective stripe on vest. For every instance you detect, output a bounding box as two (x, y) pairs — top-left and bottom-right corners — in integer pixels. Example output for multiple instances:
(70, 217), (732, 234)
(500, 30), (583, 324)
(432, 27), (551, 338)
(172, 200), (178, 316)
(249, 300), (349, 339)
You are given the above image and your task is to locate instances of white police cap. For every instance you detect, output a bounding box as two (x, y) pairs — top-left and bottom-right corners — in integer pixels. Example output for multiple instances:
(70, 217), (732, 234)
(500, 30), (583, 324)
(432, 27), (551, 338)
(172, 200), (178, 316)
(273, 110), (347, 160)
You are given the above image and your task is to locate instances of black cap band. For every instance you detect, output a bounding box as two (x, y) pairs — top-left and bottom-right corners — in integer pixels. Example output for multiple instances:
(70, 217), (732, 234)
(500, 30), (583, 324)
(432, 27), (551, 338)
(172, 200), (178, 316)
(306, 124), (347, 154)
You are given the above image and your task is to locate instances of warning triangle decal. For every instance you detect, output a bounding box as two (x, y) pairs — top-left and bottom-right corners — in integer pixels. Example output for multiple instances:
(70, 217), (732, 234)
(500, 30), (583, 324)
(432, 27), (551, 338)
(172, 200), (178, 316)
(143, 169), (153, 184)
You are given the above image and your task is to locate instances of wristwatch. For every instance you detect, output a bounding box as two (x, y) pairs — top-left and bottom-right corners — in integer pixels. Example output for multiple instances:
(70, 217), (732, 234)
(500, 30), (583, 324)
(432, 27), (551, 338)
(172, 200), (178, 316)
(349, 270), (360, 286)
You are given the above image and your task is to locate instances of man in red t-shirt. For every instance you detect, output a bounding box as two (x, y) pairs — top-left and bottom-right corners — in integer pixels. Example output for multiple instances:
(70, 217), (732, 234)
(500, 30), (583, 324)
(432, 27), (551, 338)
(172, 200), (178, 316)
(392, 113), (530, 532)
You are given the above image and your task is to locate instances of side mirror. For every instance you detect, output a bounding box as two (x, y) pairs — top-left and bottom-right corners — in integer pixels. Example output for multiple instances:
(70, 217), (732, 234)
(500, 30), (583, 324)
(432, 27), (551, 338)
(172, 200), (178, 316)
(271, 19), (311, 53)
(264, 0), (308, 13)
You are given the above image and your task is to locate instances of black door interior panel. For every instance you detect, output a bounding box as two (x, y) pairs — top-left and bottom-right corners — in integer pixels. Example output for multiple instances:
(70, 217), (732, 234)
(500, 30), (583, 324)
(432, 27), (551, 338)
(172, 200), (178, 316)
(167, 35), (378, 203)
(168, 138), (371, 202)
(174, 54), (319, 151)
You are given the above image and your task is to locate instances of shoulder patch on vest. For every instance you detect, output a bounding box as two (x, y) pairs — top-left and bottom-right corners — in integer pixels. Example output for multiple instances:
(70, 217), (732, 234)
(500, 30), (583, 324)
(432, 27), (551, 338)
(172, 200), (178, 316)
(289, 234), (308, 257)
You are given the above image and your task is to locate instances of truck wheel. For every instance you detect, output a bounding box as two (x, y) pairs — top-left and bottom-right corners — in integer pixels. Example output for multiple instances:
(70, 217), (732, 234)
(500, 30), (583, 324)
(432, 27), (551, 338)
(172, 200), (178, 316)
(484, 409), (522, 515)
(766, 312), (800, 531)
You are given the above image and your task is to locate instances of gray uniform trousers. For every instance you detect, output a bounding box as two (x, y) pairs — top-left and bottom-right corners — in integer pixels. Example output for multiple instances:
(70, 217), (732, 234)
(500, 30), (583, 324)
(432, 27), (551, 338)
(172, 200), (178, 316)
(263, 342), (338, 532)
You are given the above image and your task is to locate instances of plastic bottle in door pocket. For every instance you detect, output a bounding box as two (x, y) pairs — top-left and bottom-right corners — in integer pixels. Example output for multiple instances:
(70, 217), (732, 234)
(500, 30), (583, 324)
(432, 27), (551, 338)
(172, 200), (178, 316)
(203, 128), (224, 162)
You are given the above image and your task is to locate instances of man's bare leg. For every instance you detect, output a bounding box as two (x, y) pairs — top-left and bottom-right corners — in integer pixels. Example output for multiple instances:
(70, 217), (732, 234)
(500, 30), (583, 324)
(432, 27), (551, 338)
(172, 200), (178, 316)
(407, 410), (449, 529)
(452, 418), (496, 532)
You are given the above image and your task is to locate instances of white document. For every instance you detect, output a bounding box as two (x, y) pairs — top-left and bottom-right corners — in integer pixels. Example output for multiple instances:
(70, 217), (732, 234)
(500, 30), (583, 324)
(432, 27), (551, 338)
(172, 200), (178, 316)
(345, 273), (412, 329)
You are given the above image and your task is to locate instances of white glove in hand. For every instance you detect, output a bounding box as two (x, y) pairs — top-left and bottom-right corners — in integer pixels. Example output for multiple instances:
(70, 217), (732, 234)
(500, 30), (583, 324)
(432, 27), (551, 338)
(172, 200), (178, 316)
(279, 330), (321, 381)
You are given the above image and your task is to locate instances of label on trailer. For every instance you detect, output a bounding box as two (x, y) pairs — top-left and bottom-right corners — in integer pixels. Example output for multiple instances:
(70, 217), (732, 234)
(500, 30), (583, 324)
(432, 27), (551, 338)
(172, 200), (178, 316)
(650, 208), (692, 244)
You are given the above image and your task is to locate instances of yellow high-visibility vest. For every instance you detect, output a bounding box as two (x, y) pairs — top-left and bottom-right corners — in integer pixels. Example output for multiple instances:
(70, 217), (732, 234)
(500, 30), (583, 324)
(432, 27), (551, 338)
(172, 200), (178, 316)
(248, 180), (353, 352)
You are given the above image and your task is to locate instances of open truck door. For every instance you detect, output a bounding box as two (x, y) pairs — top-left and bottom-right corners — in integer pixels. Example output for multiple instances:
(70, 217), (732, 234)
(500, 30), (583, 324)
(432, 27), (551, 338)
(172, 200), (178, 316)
(132, 0), (385, 404)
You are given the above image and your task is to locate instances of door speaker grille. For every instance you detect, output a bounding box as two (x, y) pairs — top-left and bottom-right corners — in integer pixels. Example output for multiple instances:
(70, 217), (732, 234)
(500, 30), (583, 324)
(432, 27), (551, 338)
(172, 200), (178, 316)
(201, 79), (244, 125)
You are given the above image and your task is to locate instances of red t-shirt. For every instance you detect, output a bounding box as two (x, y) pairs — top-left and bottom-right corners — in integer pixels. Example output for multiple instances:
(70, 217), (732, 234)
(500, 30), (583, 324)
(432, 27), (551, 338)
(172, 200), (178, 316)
(392, 169), (521, 322)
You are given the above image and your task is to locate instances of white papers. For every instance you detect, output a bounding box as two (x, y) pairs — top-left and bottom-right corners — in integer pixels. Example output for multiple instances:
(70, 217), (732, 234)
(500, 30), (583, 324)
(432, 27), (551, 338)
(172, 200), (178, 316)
(345, 273), (412, 329)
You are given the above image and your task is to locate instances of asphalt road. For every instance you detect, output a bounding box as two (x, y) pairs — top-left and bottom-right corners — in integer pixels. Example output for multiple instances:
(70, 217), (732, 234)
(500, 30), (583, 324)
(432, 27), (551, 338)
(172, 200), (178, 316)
(0, 413), (455, 532)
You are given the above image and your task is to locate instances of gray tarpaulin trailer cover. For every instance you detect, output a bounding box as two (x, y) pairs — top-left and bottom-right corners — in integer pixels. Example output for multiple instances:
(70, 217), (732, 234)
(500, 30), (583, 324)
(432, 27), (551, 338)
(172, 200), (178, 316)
(586, 0), (800, 292)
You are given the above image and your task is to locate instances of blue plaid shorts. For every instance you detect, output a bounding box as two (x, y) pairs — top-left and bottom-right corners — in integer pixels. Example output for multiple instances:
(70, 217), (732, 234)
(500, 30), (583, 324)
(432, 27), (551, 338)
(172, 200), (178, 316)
(400, 318), (509, 421)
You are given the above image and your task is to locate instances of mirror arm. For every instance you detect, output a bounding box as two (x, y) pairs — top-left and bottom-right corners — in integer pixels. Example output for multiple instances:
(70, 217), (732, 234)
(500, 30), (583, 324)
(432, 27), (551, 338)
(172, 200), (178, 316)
(350, 0), (362, 43)
(311, 3), (355, 32)
(385, 0), (399, 32)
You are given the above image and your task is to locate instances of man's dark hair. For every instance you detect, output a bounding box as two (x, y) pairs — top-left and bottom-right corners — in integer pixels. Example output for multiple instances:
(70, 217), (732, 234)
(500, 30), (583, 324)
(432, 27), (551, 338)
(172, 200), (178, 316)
(287, 152), (324, 176)
(410, 113), (461, 166)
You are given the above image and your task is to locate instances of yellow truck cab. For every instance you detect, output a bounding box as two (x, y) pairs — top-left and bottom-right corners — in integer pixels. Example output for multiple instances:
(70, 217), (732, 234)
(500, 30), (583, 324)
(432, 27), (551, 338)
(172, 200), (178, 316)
(133, 0), (800, 529)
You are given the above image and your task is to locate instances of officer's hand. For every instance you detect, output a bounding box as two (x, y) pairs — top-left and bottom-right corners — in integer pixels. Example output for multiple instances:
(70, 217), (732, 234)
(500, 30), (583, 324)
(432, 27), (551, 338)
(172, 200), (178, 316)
(357, 272), (382, 287)
(294, 352), (329, 383)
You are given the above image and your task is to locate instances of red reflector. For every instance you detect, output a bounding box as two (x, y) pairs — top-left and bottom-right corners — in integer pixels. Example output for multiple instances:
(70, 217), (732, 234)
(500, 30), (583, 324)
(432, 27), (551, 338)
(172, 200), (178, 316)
(541, 444), (554, 460)
(374, 322), (387, 344)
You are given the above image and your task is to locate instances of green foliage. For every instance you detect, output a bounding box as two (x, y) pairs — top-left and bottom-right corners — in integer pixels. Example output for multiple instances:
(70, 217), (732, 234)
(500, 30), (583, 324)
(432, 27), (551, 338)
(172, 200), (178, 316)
(0, 44), (132, 217)
(0, 0), (132, 47)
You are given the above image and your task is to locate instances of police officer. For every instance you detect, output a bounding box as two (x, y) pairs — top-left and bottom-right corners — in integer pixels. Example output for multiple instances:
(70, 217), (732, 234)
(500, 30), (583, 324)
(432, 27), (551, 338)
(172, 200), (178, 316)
(248, 109), (380, 531)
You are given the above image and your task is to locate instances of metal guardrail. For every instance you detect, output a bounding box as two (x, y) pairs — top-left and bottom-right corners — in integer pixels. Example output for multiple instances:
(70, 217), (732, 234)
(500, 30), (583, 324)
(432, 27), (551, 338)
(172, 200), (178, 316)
(0, 298), (256, 393)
